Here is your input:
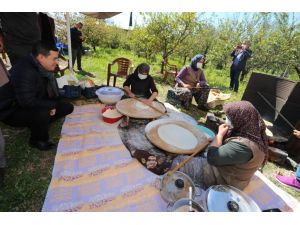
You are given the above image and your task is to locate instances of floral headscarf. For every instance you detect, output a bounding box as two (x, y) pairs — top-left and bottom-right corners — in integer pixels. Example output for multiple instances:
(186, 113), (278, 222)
(223, 101), (268, 156)
(190, 54), (204, 71)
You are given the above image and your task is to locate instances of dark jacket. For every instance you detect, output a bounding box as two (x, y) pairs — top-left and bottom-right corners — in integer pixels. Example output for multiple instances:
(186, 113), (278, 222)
(0, 13), (41, 57)
(0, 55), (57, 120)
(230, 48), (252, 71)
(70, 27), (82, 49)
(0, 80), (16, 120)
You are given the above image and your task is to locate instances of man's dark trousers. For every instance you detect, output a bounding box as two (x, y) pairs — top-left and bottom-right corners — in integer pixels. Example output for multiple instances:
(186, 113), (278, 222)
(230, 66), (242, 92)
(3, 101), (73, 142)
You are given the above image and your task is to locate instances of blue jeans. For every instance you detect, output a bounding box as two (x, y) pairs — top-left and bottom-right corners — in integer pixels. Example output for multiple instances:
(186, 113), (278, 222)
(230, 66), (242, 92)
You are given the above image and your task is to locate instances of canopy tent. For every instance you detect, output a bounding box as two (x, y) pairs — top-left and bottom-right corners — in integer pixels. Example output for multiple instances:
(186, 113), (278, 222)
(81, 12), (121, 19)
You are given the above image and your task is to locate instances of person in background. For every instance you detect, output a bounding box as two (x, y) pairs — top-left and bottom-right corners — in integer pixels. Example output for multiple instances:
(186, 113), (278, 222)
(0, 12), (41, 66)
(123, 63), (158, 105)
(171, 101), (268, 190)
(174, 54), (210, 110)
(0, 41), (74, 151)
(70, 22), (84, 71)
(229, 40), (252, 92)
(276, 130), (300, 191)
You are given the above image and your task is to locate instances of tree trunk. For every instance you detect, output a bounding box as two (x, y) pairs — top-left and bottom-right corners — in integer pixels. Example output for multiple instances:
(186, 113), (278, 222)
(160, 55), (168, 74)
(160, 60), (165, 74)
(183, 56), (187, 65)
(202, 45), (210, 69)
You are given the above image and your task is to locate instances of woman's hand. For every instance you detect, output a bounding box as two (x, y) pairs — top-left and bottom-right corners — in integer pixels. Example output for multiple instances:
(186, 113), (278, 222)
(141, 98), (152, 106)
(293, 130), (300, 139)
(183, 83), (192, 89)
(217, 124), (229, 138)
(209, 124), (229, 148)
(128, 92), (135, 98)
(50, 109), (56, 116)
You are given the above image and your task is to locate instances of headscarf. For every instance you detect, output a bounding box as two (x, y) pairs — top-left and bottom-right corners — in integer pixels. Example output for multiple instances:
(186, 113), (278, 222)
(223, 101), (268, 156)
(133, 63), (150, 77)
(190, 54), (204, 71)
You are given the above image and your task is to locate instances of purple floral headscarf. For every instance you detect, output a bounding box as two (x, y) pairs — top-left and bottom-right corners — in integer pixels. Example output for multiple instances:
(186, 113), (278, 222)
(223, 101), (268, 156)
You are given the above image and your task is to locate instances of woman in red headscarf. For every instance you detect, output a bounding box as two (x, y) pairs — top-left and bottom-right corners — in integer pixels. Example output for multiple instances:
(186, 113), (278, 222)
(171, 101), (268, 190)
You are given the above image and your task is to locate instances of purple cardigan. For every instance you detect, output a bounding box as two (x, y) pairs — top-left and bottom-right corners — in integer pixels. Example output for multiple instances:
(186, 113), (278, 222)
(175, 66), (207, 86)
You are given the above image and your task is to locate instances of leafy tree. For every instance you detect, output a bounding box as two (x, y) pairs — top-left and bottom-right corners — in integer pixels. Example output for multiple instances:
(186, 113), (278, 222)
(138, 13), (198, 72)
(82, 17), (108, 51)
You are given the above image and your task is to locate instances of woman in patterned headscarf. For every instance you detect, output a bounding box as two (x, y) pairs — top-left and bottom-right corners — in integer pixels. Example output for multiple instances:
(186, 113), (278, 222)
(171, 101), (268, 190)
(171, 54), (210, 110)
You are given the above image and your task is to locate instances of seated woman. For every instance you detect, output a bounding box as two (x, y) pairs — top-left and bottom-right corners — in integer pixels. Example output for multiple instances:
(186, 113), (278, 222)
(123, 63), (158, 105)
(171, 101), (268, 190)
(174, 54), (210, 110)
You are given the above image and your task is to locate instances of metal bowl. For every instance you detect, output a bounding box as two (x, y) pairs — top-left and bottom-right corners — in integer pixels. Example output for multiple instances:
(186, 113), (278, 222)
(96, 87), (124, 105)
(171, 198), (204, 212)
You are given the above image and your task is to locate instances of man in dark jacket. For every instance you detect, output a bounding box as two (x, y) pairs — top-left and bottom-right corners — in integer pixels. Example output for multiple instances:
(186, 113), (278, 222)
(0, 12), (41, 66)
(229, 40), (252, 92)
(70, 22), (84, 71)
(0, 41), (74, 150)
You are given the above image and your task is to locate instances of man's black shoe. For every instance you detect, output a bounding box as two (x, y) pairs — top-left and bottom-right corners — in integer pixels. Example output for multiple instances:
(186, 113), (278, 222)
(29, 140), (55, 151)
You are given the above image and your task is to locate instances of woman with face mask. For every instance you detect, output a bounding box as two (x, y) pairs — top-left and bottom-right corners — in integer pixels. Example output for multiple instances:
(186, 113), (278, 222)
(123, 63), (158, 105)
(171, 101), (268, 190)
(173, 54), (210, 110)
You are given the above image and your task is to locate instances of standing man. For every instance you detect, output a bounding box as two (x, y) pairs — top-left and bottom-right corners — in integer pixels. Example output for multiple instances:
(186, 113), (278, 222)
(0, 41), (74, 151)
(70, 22), (84, 71)
(229, 40), (252, 92)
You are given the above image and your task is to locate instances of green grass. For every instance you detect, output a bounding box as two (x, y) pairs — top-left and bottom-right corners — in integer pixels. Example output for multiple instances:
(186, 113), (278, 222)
(0, 48), (299, 211)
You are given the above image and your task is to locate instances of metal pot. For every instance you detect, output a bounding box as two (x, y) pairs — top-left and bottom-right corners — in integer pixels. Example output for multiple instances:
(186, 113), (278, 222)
(199, 185), (261, 212)
(96, 87), (124, 105)
(171, 198), (204, 212)
(160, 171), (196, 205)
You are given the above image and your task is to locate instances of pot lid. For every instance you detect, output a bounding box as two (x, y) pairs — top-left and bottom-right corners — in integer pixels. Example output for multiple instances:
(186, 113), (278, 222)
(97, 87), (123, 95)
(206, 185), (261, 212)
(160, 171), (195, 204)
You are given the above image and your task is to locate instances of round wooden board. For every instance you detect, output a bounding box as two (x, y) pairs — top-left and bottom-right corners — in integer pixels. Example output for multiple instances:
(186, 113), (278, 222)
(116, 98), (166, 119)
(145, 119), (209, 154)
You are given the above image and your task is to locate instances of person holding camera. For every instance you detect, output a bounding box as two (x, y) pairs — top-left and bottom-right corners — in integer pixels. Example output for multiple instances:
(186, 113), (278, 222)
(229, 40), (252, 92)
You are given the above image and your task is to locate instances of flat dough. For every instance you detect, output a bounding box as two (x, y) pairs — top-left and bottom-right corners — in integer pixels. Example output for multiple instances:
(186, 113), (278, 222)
(102, 108), (122, 118)
(135, 101), (150, 110)
(157, 124), (198, 150)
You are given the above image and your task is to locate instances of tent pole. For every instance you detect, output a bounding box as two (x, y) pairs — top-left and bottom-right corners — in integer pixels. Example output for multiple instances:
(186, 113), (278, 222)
(65, 12), (73, 75)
